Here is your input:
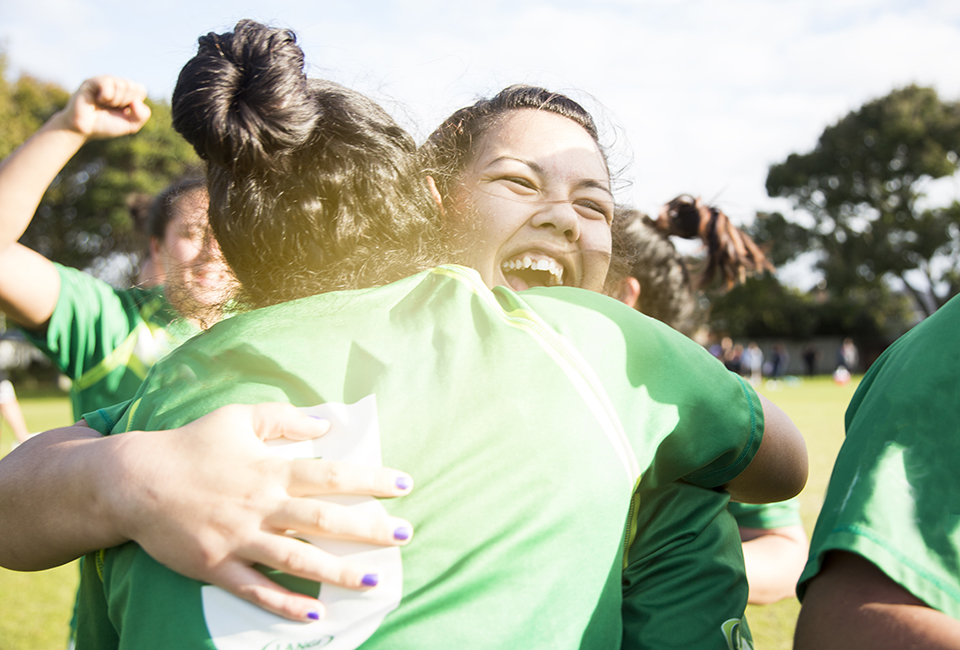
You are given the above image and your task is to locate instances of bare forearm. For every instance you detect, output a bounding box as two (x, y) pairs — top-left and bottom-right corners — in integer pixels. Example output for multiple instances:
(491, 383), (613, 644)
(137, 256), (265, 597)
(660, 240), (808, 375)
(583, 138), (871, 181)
(0, 424), (128, 570)
(0, 113), (85, 328)
(0, 115), (87, 251)
(739, 525), (808, 605)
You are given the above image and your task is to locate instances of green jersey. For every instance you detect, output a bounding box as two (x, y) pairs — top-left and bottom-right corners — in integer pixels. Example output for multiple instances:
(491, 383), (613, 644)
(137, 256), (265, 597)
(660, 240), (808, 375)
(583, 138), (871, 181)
(78, 265), (762, 649)
(21, 264), (193, 419)
(798, 294), (960, 620)
(729, 498), (801, 530)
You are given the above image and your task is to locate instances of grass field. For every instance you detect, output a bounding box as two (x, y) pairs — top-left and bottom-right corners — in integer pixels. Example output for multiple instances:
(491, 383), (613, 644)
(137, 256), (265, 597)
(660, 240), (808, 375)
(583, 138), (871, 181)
(0, 376), (860, 649)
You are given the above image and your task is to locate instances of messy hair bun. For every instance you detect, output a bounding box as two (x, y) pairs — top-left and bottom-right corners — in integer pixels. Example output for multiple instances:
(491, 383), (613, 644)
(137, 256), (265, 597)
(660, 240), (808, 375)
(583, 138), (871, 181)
(172, 19), (317, 171)
(171, 20), (447, 309)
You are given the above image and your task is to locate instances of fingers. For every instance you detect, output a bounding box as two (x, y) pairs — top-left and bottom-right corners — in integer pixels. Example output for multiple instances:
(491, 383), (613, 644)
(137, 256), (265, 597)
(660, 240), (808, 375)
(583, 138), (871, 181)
(90, 75), (147, 111)
(68, 75), (151, 137)
(212, 561), (325, 622)
(267, 497), (413, 546)
(287, 457), (414, 498)
(247, 403), (331, 442)
(239, 533), (385, 592)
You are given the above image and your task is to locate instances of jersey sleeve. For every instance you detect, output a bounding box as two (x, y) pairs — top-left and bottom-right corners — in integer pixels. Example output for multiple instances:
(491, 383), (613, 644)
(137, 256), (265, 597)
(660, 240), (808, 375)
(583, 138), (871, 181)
(729, 498), (802, 530)
(82, 400), (134, 436)
(521, 287), (765, 490)
(20, 264), (140, 380)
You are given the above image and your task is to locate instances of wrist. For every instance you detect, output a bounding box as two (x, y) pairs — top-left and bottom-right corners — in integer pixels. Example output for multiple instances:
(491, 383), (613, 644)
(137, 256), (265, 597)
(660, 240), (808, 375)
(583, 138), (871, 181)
(94, 430), (153, 547)
(41, 109), (93, 143)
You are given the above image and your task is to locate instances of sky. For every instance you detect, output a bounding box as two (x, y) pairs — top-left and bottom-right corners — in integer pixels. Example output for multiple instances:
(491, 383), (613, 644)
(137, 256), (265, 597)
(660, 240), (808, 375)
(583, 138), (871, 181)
(3, 0), (960, 287)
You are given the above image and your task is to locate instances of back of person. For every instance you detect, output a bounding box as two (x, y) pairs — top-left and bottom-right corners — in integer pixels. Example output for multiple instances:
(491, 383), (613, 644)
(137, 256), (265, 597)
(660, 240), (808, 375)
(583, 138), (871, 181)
(79, 266), (762, 649)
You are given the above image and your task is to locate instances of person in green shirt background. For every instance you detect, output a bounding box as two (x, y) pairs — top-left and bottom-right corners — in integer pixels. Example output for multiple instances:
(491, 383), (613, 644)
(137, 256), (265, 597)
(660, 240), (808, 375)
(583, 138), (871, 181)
(0, 83), (231, 421)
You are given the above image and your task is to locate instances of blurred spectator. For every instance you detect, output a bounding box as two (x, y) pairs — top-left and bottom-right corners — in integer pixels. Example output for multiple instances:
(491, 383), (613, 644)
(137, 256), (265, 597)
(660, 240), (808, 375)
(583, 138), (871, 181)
(743, 342), (764, 386)
(837, 337), (859, 372)
(802, 344), (819, 376)
(0, 338), (30, 445)
(770, 343), (790, 378)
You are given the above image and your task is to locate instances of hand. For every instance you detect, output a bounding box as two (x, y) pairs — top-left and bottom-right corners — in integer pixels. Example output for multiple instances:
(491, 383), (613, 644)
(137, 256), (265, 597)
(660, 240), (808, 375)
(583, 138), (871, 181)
(107, 403), (414, 622)
(55, 76), (151, 140)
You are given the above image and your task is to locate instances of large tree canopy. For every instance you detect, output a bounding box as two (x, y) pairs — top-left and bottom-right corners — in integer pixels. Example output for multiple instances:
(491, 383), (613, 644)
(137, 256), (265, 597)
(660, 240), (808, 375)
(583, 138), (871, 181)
(0, 57), (201, 282)
(765, 85), (960, 317)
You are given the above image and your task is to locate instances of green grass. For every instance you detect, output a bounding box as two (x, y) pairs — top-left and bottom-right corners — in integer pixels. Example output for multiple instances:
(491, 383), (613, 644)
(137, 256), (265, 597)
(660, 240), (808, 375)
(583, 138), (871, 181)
(0, 377), (858, 649)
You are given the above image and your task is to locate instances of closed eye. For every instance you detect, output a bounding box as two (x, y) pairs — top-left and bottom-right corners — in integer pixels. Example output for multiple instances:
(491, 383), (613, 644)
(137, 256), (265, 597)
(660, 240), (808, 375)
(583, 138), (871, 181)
(575, 199), (613, 222)
(500, 176), (538, 192)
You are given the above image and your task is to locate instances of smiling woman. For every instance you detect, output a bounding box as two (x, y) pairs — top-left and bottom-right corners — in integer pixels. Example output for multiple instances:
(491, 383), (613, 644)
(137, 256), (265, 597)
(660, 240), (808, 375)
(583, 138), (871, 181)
(448, 110), (613, 291)
(423, 85), (615, 293)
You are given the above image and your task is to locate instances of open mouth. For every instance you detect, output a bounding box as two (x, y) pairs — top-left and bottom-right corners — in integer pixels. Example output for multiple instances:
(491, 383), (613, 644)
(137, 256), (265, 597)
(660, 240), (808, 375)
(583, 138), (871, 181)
(500, 254), (565, 290)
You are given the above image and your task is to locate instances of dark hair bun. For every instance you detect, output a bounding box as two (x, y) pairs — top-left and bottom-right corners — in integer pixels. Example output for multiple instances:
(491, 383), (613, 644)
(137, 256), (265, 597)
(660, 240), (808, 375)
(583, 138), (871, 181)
(172, 20), (319, 172)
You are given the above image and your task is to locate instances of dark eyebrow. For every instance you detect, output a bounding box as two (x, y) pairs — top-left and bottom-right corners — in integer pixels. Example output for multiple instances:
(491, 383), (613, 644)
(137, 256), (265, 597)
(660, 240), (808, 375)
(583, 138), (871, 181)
(488, 156), (613, 198)
(577, 178), (614, 199)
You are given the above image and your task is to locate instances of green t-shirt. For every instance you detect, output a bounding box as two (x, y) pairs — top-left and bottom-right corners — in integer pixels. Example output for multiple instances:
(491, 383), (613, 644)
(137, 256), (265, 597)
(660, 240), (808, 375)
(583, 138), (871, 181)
(798, 294), (960, 620)
(21, 264), (193, 420)
(79, 265), (762, 650)
(729, 498), (801, 530)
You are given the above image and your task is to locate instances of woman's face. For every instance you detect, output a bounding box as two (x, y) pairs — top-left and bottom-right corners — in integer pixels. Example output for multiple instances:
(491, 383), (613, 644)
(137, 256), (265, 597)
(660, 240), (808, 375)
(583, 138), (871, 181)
(449, 109), (614, 293)
(152, 189), (233, 313)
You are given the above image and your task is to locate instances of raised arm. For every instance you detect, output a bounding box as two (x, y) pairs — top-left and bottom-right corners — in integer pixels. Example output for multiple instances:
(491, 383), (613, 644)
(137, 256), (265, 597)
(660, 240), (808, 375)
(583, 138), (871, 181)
(0, 403), (415, 622)
(723, 394), (808, 504)
(0, 76), (150, 329)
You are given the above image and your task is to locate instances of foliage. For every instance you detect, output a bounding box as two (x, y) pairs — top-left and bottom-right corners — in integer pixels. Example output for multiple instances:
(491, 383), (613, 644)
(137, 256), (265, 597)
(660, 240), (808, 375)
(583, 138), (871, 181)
(708, 273), (915, 340)
(765, 85), (960, 318)
(1, 56), (201, 282)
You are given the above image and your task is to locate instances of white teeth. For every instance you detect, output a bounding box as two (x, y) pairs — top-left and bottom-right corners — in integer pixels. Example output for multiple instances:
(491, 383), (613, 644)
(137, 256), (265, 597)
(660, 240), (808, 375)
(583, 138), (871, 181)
(501, 255), (565, 287)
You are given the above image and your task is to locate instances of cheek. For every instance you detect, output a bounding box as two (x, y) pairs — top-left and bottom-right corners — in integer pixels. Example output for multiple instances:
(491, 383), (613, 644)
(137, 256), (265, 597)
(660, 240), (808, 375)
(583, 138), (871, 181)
(582, 221), (612, 256)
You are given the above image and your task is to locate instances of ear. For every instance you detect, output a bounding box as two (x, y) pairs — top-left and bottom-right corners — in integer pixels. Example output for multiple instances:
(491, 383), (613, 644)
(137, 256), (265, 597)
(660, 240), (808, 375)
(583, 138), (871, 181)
(426, 175), (445, 216)
(149, 236), (162, 265)
(614, 276), (641, 309)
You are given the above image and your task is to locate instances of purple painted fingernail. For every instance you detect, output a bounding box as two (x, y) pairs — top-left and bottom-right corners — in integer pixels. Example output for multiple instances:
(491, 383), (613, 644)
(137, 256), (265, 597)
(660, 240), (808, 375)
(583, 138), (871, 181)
(393, 526), (412, 541)
(395, 476), (412, 490)
(307, 610), (321, 621)
(362, 573), (379, 587)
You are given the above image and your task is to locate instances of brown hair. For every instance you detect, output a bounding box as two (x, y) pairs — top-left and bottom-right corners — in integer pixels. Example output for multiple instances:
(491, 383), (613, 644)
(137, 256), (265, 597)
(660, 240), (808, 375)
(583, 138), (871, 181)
(171, 20), (447, 309)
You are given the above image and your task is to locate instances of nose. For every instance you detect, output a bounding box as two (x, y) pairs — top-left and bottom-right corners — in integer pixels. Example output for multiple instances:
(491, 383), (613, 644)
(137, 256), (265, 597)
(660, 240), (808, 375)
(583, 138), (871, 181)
(531, 199), (581, 242)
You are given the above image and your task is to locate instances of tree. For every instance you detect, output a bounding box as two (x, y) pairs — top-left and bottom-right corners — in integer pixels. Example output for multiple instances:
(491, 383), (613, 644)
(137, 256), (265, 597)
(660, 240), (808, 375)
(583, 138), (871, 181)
(765, 85), (960, 318)
(0, 56), (201, 282)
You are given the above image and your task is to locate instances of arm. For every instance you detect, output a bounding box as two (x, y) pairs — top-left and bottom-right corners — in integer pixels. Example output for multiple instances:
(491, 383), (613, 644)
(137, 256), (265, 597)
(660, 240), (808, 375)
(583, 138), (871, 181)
(795, 551), (960, 649)
(723, 394), (807, 504)
(739, 524), (808, 605)
(0, 76), (150, 329)
(0, 403), (415, 622)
